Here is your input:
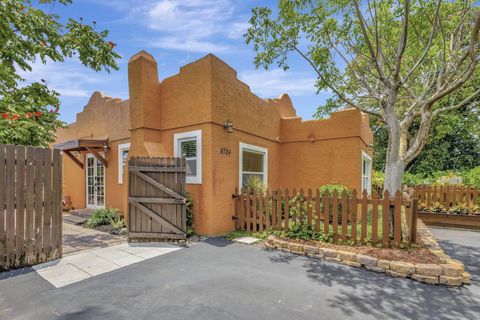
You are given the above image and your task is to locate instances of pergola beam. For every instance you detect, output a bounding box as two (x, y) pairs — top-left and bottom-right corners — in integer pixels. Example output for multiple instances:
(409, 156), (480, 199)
(86, 147), (108, 167)
(64, 150), (84, 169)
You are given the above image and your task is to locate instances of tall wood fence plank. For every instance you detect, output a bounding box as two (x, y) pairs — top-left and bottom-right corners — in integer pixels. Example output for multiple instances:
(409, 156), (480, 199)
(5, 145), (15, 268)
(15, 146), (26, 265)
(0, 145), (62, 271)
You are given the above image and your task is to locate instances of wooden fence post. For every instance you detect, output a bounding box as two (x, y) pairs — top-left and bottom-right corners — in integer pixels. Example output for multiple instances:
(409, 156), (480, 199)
(409, 199), (418, 244)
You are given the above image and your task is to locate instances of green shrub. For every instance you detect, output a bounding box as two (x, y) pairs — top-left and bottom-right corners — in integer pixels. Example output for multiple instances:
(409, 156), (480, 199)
(418, 201), (446, 213)
(461, 166), (480, 188)
(318, 184), (351, 196)
(402, 172), (428, 186)
(85, 207), (123, 229)
(448, 203), (480, 215)
(372, 171), (384, 194)
(244, 175), (267, 194)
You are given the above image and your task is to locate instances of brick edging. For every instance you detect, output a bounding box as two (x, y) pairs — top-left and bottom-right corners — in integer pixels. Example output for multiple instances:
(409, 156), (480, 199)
(264, 231), (470, 286)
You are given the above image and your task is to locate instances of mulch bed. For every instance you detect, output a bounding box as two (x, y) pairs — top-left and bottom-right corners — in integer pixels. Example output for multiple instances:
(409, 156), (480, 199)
(276, 237), (443, 264)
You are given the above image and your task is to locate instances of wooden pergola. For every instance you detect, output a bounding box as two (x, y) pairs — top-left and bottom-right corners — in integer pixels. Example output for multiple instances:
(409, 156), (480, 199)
(54, 139), (109, 169)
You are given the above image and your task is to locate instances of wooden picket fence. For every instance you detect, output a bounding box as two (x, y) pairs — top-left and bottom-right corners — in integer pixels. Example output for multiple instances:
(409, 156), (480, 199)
(233, 188), (418, 247)
(413, 185), (479, 210)
(0, 144), (62, 270)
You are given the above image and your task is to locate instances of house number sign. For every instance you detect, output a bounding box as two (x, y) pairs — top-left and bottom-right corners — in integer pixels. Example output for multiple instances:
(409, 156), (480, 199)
(220, 147), (231, 155)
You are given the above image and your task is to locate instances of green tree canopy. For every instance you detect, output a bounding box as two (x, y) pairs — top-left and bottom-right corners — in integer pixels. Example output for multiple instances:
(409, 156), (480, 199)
(0, 0), (120, 146)
(246, 0), (480, 193)
(372, 109), (480, 175)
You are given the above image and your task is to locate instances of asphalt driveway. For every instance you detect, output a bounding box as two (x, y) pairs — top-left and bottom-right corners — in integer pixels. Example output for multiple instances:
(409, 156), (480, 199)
(1, 230), (479, 320)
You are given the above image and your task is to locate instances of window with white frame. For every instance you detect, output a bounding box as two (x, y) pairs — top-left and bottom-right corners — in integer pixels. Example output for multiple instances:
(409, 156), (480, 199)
(118, 143), (130, 184)
(174, 130), (202, 184)
(361, 151), (372, 194)
(239, 142), (268, 187)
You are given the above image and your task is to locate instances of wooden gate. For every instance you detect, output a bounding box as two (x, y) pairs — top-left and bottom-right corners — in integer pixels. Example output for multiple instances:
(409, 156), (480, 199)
(0, 144), (62, 270)
(128, 157), (187, 241)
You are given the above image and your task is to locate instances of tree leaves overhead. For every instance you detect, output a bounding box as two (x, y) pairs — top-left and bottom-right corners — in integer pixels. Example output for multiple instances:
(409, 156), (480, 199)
(0, 0), (120, 146)
(246, 0), (480, 192)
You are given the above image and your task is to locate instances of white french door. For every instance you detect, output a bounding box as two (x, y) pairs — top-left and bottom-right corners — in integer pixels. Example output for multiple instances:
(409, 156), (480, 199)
(86, 154), (105, 209)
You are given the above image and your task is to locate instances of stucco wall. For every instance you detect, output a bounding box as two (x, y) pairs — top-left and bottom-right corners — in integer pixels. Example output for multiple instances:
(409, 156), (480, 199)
(279, 109), (373, 191)
(56, 51), (373, 236)
(55, 92), (130, 213)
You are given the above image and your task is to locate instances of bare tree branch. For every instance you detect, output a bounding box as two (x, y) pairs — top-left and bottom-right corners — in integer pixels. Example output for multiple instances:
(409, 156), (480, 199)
(401, 0), (441, 85)
(393, 0), (410, 83)
(432, 87), (480, 116)
(292, 45), (383, 118)
(352, 0), (387, 83)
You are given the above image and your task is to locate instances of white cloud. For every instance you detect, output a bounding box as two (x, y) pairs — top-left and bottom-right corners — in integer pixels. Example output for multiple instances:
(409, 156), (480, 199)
(18, 61), (97, 98)
(17, 59), (125, 99)
(226, 21), (249, 39)
(137, 0), (243, 53)
(150, 37), (229, 52)
(146, 0), (233, 36)
(238, 69), (318, 97)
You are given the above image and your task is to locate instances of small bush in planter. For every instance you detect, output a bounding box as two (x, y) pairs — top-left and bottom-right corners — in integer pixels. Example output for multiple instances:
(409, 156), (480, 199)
(85, 207), (125, 229)
(448, 203), (480, 215)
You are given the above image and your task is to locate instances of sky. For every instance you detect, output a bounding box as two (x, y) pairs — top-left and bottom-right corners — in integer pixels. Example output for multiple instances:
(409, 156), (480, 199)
(28, 0), (332, 124)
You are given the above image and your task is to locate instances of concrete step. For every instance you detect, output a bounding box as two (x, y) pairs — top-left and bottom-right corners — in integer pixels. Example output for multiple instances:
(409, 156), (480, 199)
(69, 208), (94, 218)
(63, 214), (87, 225)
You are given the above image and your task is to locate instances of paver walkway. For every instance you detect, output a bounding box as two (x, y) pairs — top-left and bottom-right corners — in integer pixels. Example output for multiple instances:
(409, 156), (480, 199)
(63, 220), (126, 255)
(33, 242), (182, 288)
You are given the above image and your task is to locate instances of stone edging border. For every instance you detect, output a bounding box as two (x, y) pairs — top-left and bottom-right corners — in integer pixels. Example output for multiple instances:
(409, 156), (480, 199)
(264, 221), (470, 287)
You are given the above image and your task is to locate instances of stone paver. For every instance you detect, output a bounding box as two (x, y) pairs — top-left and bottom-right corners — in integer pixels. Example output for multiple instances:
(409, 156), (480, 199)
(33, 242), (181, 288)
(63, 220), (126, 255)
(233, 236), (261, 245)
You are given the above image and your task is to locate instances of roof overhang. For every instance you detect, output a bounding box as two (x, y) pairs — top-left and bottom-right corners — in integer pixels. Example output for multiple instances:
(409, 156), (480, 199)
(54, 139), (109, 169)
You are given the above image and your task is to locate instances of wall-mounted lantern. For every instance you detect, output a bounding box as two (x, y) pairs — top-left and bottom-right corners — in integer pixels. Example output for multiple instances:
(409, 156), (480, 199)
(103, 143), (110, 153)
(224, 119), (234, 133)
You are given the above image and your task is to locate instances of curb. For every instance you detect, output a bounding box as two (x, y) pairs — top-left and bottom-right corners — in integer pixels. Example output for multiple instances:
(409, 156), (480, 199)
(264, 231), (470, 287)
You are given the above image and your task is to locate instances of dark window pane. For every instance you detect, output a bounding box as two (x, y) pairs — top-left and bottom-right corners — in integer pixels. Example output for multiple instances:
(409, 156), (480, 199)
(181, 139), (197, 158)
(242, 150), (263, 172)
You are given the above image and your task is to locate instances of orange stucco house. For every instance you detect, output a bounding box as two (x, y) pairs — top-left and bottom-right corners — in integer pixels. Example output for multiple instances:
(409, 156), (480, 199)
(54, 51), (373, 236)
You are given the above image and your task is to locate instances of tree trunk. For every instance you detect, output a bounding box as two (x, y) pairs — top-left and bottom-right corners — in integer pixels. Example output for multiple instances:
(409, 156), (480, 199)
(383, 109), (407, 238)
(384, 159), (405, 238)
(384, 159), (405, 195)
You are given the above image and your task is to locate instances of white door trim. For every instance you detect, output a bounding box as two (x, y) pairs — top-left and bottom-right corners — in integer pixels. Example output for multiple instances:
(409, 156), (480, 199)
(239, 142), (268, 188)
(86, 153), (106, 209)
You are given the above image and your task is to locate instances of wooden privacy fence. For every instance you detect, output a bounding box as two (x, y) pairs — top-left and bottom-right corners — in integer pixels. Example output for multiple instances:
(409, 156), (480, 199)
(0, 144), (62, 270)
(413, 185), (479, 209)
(233, 188), (418, 247)
(128, 157), (187, 241)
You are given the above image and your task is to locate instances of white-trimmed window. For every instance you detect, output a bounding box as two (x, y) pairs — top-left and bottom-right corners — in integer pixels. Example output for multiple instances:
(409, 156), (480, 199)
(118, 143), (130, 184)
(174, 130), (202, 184)
(239, 142), (268, 187)
(361, 150), (372, 194)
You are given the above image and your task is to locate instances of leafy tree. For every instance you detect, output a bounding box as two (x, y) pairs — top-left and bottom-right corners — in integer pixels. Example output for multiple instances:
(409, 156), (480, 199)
(245, 0), (480, 194)
(373, 109), (480, 175)
(0, 0), (120, 146)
